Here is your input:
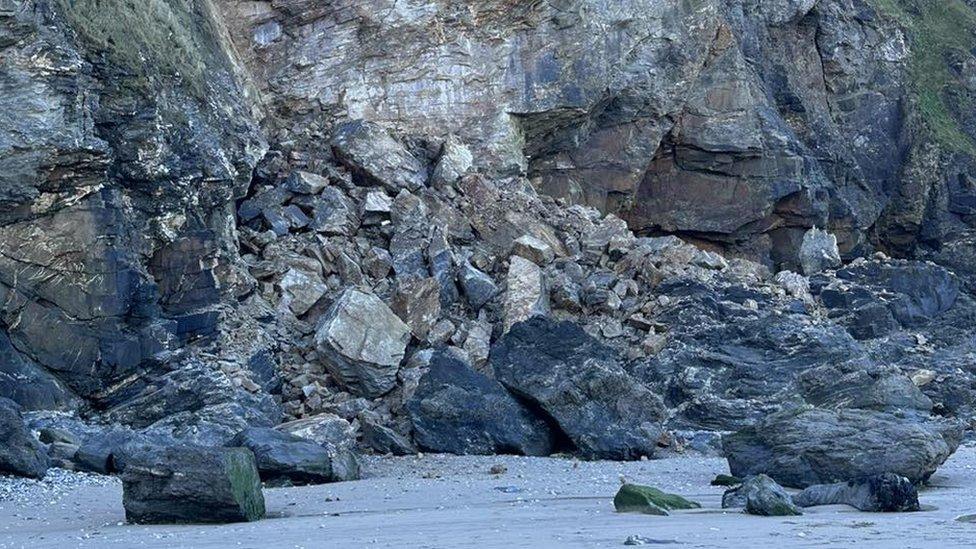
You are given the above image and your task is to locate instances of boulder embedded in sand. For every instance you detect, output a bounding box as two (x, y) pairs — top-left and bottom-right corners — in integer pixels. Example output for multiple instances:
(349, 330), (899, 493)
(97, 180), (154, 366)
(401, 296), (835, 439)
(122, 446), (265, 524)
(614, 484), (700, 515)
(407, 349), (555, 456)
(228, 427), (358, 485)
(0, 397), (49, 478)
(315, 288), (411, 398)
(793, 473), (919, 512)
(491, 317), (665, 460)
(723, 407), (961, 488)
(722, 475), (801, 516)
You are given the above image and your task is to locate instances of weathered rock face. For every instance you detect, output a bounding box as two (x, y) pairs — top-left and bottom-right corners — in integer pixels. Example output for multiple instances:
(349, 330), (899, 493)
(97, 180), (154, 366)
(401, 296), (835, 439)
(0, 0), (270, 435)
(0, 397), (49, 478)
(491, 317), (666, 460)
(723, 407), (963, 488)
(407, 349), (556, 456)
(121, 445), (266, 524)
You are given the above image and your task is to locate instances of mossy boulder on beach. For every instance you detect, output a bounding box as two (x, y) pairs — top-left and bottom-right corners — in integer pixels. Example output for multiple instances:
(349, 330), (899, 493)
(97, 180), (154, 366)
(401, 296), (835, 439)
(613, 484), (701, 516)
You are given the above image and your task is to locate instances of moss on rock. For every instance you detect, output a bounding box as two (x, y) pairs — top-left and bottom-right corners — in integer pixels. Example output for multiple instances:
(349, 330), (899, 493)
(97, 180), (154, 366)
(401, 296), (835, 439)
(613, 484), (701, 516)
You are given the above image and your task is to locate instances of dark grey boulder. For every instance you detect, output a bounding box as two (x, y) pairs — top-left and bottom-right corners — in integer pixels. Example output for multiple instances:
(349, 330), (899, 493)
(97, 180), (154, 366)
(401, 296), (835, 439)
(0, 397), (49, 478)
(723, 407), (961, 488)
(228, 427), (360, 485)
(122, 445), (265, 524)
(407, 349), (555, 456)
(362, 420), (416, 456)
(722, 474), (801, 516)
(491, 317), (665, 460)
(459, 262), (497, 311)
(794, 473), (919, 512)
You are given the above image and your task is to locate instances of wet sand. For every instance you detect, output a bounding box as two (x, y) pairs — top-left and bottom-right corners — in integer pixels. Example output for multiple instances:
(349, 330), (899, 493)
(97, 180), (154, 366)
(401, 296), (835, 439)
(2, 446), (975, 548)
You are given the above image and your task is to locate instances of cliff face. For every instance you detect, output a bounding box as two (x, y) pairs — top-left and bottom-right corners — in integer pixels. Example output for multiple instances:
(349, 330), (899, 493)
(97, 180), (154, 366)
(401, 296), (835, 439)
(1, 0), (975, 445)
(0, 0), (268, 431)
(216, 0), (976, 266)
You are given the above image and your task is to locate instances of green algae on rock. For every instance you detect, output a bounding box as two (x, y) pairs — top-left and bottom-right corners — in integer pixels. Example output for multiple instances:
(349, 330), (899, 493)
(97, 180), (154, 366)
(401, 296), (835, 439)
(613, 484), (701, 516)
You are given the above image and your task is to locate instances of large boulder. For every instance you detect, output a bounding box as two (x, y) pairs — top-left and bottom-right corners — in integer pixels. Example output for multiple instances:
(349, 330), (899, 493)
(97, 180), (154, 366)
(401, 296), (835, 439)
(407, 349), (555, 456)
(0, 397), (49, 478)
(723, 407), (962, 488)
(491, 317), (666, 460)
(330, 120), (428, 192)
(315, 289), (411, 398)
(122, 446), (265, 524)
(228, 427), (359, 485)
(793, 473), (919, 512)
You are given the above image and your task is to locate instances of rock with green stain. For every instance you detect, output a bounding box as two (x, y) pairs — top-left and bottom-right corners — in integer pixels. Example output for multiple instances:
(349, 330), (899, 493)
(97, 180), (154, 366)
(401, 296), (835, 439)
(711, 474), (743, 487)
(614, 484), (701, 516)
(122, 445), (266, 524)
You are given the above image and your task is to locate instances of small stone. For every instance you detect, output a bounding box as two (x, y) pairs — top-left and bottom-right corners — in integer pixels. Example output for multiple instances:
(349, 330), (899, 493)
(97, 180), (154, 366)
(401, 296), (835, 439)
(489, 464), (507, 475)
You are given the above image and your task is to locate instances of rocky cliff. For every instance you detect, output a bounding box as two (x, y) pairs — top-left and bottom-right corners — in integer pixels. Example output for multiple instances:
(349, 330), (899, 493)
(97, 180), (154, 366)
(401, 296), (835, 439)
(1, 0), (974, 457)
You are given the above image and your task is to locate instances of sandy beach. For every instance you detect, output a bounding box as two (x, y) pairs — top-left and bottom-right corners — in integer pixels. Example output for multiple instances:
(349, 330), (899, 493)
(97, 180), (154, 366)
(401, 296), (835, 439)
(2, 445), (975, 549)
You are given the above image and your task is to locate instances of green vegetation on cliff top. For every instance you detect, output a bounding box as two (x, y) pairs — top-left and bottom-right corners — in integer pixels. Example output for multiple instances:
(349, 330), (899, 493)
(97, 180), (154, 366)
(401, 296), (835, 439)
(869, 0), (976, 155)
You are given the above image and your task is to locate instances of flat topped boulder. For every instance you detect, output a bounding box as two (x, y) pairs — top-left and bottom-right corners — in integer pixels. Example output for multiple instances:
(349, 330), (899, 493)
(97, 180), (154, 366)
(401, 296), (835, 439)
(723, 407), (962, 488)
(121, 445), (265, 524)
(315, 288), (411, 398)
(0, 397), (49, 478)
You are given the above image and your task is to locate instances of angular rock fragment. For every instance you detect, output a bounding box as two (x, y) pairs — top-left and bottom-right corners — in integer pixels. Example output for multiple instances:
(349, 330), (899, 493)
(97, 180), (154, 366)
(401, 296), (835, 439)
(315, 289), (411, 398)
(331, 120), (427, 192)
(311, 187), (360, 236)
(491, 317), (665, 460)
(407, 349), (555, 456)
(431, 135), (473, 189)
(512, 234), (555, 266)
(362, 420), (416, 456)
(284, 171), (329, 194)
(614, 484), (700, 515)
(793, 473), (919, 512)
(723, 407), (961, 488)
(392, 277), (441, 339)
(460, 262), (498, 311)
(0, 397), (49, 478)
(122, 446), (265, 524)
(799, 227), (841, 275)
(504, 256), (549, 330)
(278, 268), (327, 316)
(722, 474), (801, 516)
